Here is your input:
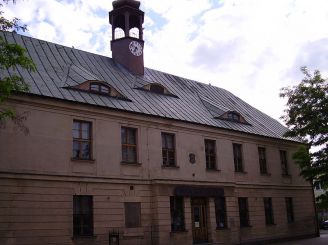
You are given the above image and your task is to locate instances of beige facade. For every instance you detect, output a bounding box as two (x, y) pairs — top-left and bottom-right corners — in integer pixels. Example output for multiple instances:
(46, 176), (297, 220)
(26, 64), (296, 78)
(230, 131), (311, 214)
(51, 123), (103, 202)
(0, 96), (317, 245)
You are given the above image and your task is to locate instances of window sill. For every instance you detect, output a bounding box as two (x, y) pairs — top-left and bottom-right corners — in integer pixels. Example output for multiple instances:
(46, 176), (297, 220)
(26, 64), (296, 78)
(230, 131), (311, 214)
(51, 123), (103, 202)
(235, 171), (247, 174)
(260, 173), (271, 176)
(282, 174), (291, 178)
(71, 158), (95, 163)
(266, 223), (277, 226)
(121, 161), (142, 166)
(216, 227), (229, 231)
(170, 229), (188, 234)
(206, 168), (221, 172)
(162, 165), (179, 169)
(72, 235), (96, 240)
(240, 225), (252, 228)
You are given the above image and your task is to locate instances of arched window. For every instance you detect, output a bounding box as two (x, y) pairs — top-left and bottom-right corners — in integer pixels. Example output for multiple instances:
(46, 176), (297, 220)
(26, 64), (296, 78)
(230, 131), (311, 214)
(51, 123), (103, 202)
(149, 84), (165, 94)
(129, 27), (139, 38)
(90, 82), (111, 94)
(114, 27), (125, 40)
(227, 112), (240, 122)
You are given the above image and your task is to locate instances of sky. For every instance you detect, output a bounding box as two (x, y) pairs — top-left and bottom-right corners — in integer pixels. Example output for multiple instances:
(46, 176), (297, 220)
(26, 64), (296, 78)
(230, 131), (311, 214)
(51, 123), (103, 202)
(2, 0), (328, 124)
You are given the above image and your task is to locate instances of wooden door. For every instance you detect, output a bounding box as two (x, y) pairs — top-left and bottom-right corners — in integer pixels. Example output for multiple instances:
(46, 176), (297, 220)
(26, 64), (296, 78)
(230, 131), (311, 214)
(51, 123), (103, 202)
(191, 198), (208, 243)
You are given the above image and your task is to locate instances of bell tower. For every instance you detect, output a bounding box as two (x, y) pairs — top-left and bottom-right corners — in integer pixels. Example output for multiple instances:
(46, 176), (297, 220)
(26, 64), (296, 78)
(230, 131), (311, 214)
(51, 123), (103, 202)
(109, 0), (144, 76)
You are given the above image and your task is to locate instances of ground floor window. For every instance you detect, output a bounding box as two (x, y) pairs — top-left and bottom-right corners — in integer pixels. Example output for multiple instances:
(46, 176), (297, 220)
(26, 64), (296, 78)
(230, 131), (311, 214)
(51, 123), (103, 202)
(215, 197), (227, 229)
(73, 195), (93, 236)
(264, 197), (274, 225)
(238, 197), (250, 227)
(124, 202), (141, 228)
(170, 196), (185, 231)
(285, 197), (294, 223)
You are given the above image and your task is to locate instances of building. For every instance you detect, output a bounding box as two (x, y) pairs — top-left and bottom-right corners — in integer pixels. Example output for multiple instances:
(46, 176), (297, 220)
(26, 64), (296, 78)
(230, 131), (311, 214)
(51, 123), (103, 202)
(0, 0), (317, 244)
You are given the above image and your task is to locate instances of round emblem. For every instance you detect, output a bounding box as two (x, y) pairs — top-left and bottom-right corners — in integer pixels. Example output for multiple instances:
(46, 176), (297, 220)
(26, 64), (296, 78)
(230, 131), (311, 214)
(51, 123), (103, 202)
(129, 41), (143, 56)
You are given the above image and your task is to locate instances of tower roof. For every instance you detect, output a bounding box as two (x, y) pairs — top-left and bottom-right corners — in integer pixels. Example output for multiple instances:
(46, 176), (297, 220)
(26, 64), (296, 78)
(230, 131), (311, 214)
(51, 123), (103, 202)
(112, 0), (140, 9)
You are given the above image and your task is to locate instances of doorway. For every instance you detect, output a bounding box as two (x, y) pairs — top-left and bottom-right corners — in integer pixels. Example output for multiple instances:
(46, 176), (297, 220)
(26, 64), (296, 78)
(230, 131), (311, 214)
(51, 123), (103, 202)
(191, 198), (208, 243)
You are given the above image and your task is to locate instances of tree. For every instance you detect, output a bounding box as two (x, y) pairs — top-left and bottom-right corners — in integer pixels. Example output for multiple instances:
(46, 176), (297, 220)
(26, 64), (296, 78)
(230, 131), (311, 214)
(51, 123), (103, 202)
(280, 67), (328, 207)
(0, 0), (35, 132)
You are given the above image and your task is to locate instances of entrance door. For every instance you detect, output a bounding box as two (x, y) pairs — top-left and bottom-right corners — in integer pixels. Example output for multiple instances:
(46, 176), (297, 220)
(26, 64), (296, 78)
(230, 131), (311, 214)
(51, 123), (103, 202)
(191, 198), (208, 243)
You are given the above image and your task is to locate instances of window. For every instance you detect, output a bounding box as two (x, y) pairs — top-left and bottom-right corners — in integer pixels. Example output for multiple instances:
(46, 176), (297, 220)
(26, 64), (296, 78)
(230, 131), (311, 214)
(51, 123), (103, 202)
(238, 197), (250, 227)
(124, 202), (141, 228)
(263, 197), (274, 225)
(280, 150), (289, 175)
(215, 197), (227, 229)
(227, 112), (240, 122)
(205, 139), (216, 170)
(162, 133), (176, 166)
(89, 82), (110, 94)
(149, 84), (165, 94)
(170, 196), (185, 231)
(73, 195), (93, 236)
(258, 147), (267, 174)
(72, 120), (92, 160)
(285, 197), (294, 223)
(233, 143), (243, 172)
(121, 127), (137, 163)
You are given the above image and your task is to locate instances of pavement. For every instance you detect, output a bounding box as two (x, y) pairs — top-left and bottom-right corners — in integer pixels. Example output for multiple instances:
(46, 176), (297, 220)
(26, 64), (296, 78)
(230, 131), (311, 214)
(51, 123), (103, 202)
(276, 229), (328, 245)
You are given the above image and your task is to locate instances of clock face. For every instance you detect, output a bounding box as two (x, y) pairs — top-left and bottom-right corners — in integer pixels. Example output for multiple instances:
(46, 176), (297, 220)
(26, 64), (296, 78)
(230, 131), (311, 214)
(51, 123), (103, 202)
(129, 41), (143, 56)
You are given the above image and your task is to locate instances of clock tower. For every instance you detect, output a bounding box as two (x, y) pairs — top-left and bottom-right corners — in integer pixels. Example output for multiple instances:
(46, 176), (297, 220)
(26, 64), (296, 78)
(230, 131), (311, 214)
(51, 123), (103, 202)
(109, 0), (144, 76)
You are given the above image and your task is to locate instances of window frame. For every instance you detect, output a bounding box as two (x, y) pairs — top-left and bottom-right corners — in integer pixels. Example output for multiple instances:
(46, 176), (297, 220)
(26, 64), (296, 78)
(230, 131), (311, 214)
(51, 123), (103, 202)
(285, 197), (295, 223)
(73, 195), (93, 237)
(149, 84), (165, 94)
(124, 202), (141, 228)
(280, 150), (289, 175)
(215, 197), (227, 229)
(258, 147), (268, 174)
(162, 132), (176, 167)
(263, 197), (275, 225)
(227, 112), (241, 122)
(72, 120), (92, 160)
(238, 197), (250, 227)
(89, 82), (111, 95)
(170, 196), (185, 232)
(233, 143), (244, 172)
(121, 127), (138, 163)
(205, 139), (217, 170)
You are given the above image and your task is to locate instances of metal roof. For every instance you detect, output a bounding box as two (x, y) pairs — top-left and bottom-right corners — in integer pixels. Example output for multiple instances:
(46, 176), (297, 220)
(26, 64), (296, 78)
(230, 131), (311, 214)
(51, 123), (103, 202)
(1, 31), (297, 142)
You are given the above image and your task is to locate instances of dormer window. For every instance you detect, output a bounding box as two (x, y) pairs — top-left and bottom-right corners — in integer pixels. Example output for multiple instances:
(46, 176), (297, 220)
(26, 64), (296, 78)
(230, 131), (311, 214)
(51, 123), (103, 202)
(227, 112), (240, 122)
(149, 84), (165, 94)
(89, 82), (111, 94)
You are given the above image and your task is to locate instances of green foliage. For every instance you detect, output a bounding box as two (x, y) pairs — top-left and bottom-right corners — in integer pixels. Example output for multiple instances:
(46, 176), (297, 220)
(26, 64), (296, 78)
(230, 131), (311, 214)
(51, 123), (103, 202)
(280, 67), (328, 205)
(0, 0), (35, 125)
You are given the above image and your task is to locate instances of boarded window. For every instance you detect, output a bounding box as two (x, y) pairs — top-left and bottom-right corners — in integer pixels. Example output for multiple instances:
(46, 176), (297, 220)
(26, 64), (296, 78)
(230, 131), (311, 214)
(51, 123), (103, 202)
(162, 133), (176, 166)
(73, 195), (93, 236)
(72, 120), (92, 160)
(121, 127), (137, 163)
(170, 196), (185, 231)
(238, 197), (250, 227)
(215, 197), (227, 229)
(264, 197), (274, 225)
(124, 202), (141, 228)
(258, 147), (267, 174)
(285, 197), (294, 223)
(280, 150), (289, 175)
(233, 143), (243, 172)
(205, 139), (216, 170)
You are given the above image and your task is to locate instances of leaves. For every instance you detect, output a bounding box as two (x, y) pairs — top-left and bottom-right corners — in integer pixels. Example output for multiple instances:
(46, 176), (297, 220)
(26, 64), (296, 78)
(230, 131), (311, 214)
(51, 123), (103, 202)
(280, 67), (328, 206)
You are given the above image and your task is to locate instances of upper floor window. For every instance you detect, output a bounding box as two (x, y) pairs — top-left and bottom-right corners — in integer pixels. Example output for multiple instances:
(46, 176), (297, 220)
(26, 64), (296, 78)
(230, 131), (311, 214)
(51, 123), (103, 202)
(227, 112), (240, 122)
(285, 197), (295, 223)
(121, 127), (137, 163)
(162, 133), (176, 167)
(89, 82), (111, 94)
(170, 196), (185, 231)
(233, 143), (243, 172)
(258, 147), (267, 174)
(149, 84), (165, 94)
(72, 120), (92, 160)
(215, 197), (227, 229)
(205, 139), (217, 170)
(263, 197), (274, 225)
(124, 202), (141, 228)
(238, 197), (250, 227)
(280, 150), (289, 175)
(73, 195), (93, 237)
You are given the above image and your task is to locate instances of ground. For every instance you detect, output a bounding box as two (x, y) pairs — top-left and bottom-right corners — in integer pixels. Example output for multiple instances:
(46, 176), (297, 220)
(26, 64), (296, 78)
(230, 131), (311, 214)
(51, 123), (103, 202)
(276, 229), (328, 245)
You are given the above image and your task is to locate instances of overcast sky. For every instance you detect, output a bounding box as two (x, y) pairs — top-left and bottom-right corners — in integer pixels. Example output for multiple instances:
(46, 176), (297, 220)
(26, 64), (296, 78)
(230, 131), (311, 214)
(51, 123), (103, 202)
(3, 0), (328, 124)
